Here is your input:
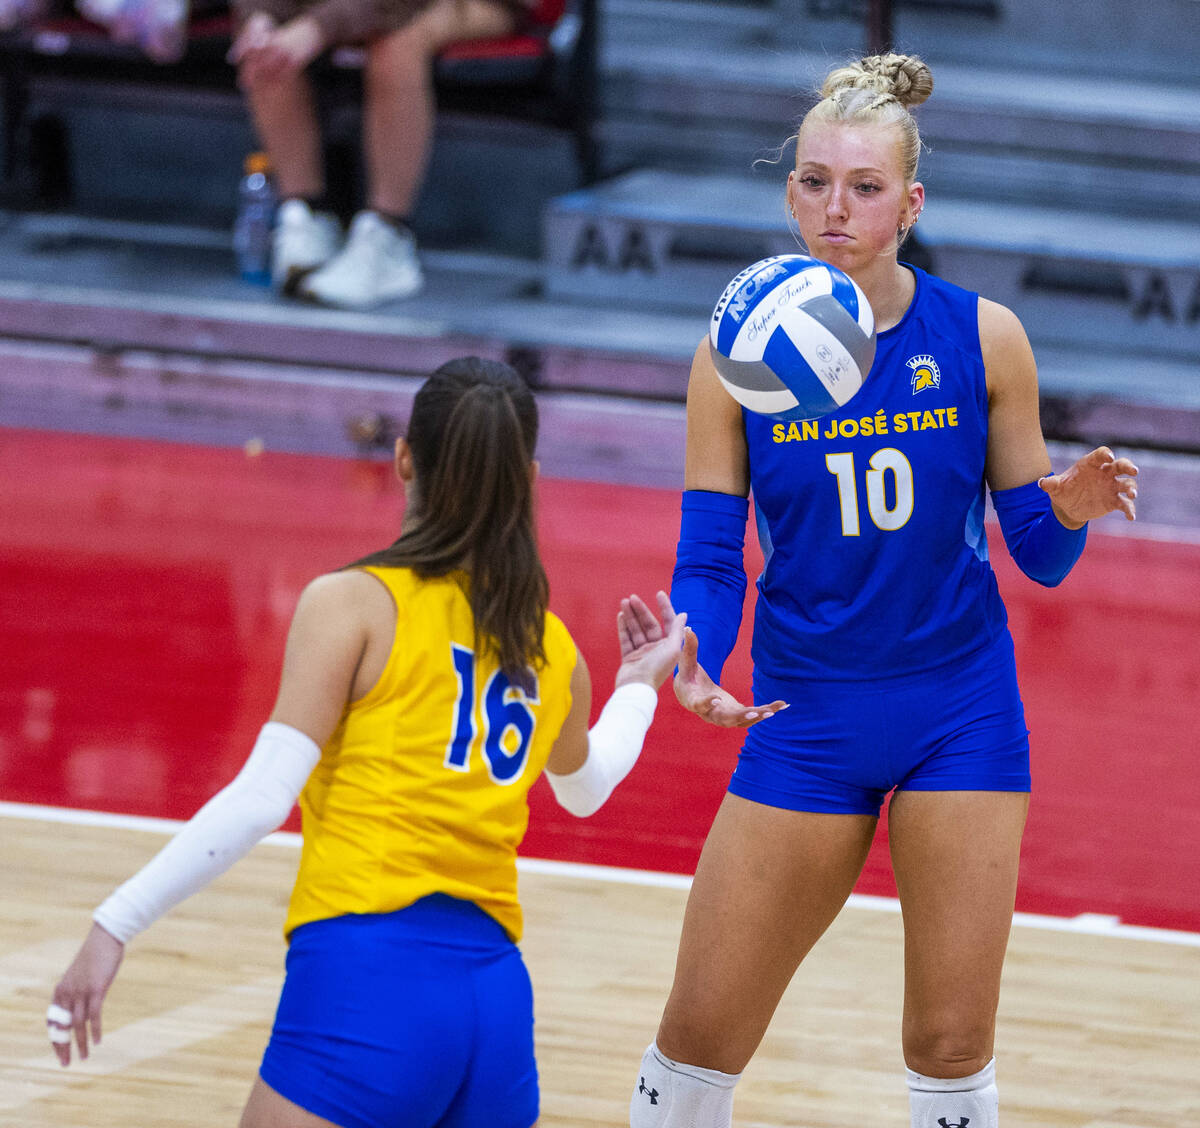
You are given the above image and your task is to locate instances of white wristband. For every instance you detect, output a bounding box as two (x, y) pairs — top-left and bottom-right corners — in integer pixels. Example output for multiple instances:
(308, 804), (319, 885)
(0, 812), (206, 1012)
(93, 722), (320, 944)
(545, 682), (658, 817)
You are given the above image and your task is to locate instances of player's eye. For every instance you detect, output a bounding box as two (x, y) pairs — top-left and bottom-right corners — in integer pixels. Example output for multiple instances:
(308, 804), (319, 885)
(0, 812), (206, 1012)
(798, 175), (824, 189)
(856, 182), (881, 193)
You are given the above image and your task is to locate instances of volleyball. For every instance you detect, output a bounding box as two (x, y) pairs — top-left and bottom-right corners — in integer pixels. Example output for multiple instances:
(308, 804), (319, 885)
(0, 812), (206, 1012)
(709, 254), (875, 420)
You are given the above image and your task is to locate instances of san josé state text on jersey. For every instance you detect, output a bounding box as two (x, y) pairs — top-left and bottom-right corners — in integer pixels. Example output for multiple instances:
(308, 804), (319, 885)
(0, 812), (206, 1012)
(743, 267), (1009, 682)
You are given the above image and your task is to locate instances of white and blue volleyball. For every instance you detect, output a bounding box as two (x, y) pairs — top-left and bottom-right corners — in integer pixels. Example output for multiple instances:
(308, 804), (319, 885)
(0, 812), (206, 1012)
(709, 254), (875, 420)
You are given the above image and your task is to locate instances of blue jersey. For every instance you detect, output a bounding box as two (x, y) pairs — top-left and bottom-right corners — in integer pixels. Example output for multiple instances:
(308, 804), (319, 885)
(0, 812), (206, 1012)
(745, 266), (1008, 682)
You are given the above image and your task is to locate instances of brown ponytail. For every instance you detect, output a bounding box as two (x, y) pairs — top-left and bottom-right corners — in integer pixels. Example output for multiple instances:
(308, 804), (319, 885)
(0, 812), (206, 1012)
(348, 357), (548, 681)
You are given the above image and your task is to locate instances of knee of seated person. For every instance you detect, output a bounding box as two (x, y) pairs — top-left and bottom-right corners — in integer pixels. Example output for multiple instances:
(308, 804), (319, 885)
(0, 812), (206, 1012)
(903, 1026), (993, 1080)
(236, 59), (289, 95)
(368, 14), (445, 70)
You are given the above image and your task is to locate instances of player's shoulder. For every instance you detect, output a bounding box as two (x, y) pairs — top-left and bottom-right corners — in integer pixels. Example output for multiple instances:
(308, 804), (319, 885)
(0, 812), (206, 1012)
(976, 296), (1031, 355)
(296, 568), (398, 625)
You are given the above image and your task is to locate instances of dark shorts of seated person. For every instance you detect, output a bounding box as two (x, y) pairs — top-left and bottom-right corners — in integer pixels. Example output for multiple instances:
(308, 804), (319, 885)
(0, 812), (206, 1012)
(258, 893), (539, 1128)
(231, 0), (535, 43)
(731, 629), (1031, 816)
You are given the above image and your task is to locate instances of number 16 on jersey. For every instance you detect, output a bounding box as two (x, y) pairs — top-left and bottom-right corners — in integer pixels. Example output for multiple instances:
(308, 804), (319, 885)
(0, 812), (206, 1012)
(445, 644), (540, 784)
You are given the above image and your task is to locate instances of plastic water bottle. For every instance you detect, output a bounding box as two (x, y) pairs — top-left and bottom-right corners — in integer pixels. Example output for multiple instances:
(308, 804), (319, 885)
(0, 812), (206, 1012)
(233, 152), (276, 286)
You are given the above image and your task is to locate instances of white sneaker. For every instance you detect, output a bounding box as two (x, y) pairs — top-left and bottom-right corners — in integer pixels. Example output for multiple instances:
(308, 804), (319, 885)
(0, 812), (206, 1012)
(272, 199), (341, 294)
(298, 210), (424, 309)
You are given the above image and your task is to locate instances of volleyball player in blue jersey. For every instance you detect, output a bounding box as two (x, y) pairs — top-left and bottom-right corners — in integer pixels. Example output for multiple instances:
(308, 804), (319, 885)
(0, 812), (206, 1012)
(630, 53), (1139, 1128)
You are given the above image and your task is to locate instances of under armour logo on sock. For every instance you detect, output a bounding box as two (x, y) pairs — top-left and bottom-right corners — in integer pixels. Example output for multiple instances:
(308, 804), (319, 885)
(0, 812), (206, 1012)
(638, 1077), (660, 1105)
(938, 1118), (970, 1128)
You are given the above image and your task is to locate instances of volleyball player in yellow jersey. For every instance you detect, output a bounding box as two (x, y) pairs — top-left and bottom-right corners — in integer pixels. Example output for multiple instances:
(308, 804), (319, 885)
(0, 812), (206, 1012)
(47, 356), (688, 1128)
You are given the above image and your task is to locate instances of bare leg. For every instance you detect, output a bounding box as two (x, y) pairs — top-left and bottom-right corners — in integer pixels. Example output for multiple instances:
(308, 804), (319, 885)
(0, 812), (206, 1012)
(239, 66), (324, 201)
(656, 792), (878, 1075)
(363, 0), (515, 216)
(240, 1075), (341, 1128)
(888, 789), (1029, 1078)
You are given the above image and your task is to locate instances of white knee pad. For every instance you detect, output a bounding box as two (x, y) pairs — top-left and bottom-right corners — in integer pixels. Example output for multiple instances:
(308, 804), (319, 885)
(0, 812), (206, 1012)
(907, 1057), (998, 1128)
(630, 1041), (741, 1128)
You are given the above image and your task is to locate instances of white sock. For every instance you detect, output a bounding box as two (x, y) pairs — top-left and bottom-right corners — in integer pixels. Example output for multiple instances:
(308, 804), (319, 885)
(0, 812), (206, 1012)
(630, 1041), (741, 1127)
(907, 1057), (998, 1128)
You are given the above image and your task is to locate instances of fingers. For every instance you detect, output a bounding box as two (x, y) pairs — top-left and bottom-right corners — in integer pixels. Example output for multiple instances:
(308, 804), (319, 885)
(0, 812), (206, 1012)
(1117, 488), (1138, 521)
(654, 593), (686, 650)
(678, 626), (699, 673)
(627, 593), (664, 643)
(47, 1000), (73, 1066)
(89, 991), (103, 1048)
(666, 609), (687, 647)
(617, 599), (642, 652)
(690, 696), (789, 728)
(72, 997), (89, 1060)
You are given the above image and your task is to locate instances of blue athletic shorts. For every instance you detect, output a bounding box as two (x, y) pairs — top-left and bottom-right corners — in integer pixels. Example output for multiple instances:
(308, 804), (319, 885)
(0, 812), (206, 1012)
(259, 894), (538, 1128)
(730, 630), (1031, 815)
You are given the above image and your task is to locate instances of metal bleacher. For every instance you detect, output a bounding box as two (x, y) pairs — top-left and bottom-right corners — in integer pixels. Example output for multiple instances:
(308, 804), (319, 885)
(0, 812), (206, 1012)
(0, 0), (1198, 509)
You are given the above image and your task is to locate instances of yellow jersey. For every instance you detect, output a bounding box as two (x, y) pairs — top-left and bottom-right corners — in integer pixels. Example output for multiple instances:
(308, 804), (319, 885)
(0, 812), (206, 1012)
(284, 566), (577, 942)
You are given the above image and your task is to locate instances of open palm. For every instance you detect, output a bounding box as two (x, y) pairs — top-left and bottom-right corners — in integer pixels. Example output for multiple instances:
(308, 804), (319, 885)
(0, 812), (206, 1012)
(1040, 446), (1138, 524)
(674, 627), (786, 728)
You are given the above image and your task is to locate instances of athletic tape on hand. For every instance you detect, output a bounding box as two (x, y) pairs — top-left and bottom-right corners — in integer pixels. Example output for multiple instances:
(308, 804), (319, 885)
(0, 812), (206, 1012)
(47, 1026), (73, 1044)
(46, 1003), (72, 1026)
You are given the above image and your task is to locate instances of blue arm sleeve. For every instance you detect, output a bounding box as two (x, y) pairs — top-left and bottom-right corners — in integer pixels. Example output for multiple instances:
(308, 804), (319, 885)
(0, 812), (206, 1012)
(991, 478), (1088, 588)
(670, 490), (749, 683)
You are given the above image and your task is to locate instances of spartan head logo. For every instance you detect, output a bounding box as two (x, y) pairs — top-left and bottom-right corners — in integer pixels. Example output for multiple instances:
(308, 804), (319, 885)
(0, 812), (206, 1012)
(906, 353), (941, 394)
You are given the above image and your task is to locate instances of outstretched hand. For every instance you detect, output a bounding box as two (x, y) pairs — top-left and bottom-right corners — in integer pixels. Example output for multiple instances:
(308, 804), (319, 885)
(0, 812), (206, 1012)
(47, 923), (124, 1066)
(614, 591), (688, 691)
(674, 627), (787, 728)
(1040, 446), (1138, 525)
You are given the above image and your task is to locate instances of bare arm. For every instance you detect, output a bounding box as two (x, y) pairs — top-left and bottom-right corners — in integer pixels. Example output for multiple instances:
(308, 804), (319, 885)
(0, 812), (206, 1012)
(269, 569), (393, 745)
(980, 297), (1052, 493)
(544, 648), (593, 777)
(981, 298), (1137, 526)
(48, 570), (388, 1066)
(685, 339), (751, 495)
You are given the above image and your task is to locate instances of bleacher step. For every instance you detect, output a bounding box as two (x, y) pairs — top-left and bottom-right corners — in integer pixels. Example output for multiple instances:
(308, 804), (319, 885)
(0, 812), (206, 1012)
(543, 169), (1200, 360)
(0, 210), (1196, 455)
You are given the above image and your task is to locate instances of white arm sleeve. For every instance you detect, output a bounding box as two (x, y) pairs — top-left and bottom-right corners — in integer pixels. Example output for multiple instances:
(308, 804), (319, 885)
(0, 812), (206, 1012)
(92, 722), (320, 944)
(544, 681), (658, 818)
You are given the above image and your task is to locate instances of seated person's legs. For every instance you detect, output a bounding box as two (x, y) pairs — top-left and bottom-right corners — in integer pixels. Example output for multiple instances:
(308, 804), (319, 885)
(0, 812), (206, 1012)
(298, 0), (517, 308)
(232, 3), (341, 291)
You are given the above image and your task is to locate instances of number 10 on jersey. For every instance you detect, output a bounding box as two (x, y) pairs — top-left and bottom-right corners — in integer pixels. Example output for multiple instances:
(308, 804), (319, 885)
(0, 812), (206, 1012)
(825, 448), (915, 535)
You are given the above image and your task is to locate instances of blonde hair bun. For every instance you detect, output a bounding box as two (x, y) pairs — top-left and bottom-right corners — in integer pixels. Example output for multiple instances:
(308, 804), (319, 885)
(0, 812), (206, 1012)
(821, 53), (933, 110)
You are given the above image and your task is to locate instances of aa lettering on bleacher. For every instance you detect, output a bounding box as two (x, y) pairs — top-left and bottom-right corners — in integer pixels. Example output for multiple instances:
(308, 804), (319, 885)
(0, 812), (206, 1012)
(1132, 271), (1200, 323)
(772, 408), (958, 443)
(570, 222), (656, 274)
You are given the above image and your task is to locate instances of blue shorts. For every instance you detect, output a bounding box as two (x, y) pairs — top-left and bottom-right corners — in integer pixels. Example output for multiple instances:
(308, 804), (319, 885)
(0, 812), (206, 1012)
(259, 894), (538, 1128)
(730, 631), (1031, 816)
